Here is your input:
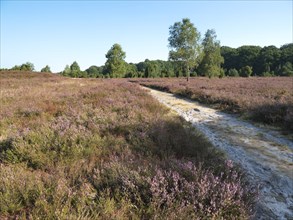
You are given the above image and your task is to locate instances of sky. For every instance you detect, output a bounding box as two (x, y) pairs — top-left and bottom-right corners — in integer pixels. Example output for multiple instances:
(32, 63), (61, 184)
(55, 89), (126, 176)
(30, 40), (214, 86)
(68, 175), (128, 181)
(1, 0), (292, 72)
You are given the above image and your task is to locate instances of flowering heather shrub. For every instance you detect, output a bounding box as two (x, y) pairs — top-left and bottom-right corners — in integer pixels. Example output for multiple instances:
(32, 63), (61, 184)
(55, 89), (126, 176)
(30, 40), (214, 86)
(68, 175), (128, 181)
(133, 77), (293, 131)
(0, 72), (256, 219)
(88, 157), (254, 219)
(149, 159), (254, 219)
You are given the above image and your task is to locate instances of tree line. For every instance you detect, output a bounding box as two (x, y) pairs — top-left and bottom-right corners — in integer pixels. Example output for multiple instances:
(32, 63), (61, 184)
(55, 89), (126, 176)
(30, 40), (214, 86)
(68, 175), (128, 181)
(221, 44), (293, 77)
(4, 62), (51, 73)
(3, 18), (292, 78)
(61, 43), (292, 78)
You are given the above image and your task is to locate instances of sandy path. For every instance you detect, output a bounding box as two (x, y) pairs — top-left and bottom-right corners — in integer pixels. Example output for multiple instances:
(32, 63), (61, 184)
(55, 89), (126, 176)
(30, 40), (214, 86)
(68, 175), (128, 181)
(144, 87), (293, 220)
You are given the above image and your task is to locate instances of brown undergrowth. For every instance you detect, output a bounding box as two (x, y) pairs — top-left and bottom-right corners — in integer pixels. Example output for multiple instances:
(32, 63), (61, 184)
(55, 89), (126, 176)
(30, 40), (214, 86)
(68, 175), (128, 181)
(132, 77), (293, 131)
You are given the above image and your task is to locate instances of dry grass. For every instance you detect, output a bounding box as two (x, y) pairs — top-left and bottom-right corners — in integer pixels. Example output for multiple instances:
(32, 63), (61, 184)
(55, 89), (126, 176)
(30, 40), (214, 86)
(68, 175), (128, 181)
(0, 71), (256, 219)
(133, 77), (293, 131)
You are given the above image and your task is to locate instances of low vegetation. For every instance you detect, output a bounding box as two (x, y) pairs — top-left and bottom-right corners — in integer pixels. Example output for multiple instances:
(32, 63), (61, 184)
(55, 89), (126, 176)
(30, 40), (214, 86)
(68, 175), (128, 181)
(134, 77), (293, 131)
(0, 71), (256, 219)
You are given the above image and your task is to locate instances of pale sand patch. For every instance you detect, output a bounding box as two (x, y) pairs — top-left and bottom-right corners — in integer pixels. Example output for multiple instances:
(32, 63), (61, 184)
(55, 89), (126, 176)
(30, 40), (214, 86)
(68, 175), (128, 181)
(143, 86), (293, 220)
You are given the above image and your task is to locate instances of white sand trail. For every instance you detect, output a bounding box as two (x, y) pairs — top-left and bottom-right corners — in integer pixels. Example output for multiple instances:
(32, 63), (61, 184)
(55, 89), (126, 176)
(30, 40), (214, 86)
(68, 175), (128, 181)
(144, 87), (293, 220)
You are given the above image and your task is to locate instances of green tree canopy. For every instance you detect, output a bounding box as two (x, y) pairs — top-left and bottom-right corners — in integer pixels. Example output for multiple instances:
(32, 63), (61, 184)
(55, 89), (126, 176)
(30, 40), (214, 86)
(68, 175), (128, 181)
(11, 65), (21, 71)
(144, 60), (160, 78)
(258, 46), (280, 74)
(22, 62), (35, 71)
(70, 61), (81, 77)
(86, 65), (104, 78)
(240, 66), (253, 77)
(198, 29), (224, 78)
(227, 68), (239, 77)
(41, 65), (51, 73)
(62, 65), (71, 76)
(11, 62), (35, 71)
(236, 46), (261, 75)
(220, 46), (238, 72)
(280, 43), (293, 65)
(168, 18), (201, 81)
(279, 62), (293, 76)
(61, 62), (82, 78)
(104, 43), (127, 78)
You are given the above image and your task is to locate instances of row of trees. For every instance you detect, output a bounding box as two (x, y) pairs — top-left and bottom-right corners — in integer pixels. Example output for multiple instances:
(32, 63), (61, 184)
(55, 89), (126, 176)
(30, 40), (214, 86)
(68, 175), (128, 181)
(167, 18), (292, 78)
(61, 19), (225, 79)
(5, 62), (52, 73)
(62, 59), (177, 79)
(5, 44), (292, 78)
(10, 62), (35, 72)
(221, 44), (293, 77)
(61, 18), (292, 78)
(61, 45), (292, 79)
(3, 18), (292, 78)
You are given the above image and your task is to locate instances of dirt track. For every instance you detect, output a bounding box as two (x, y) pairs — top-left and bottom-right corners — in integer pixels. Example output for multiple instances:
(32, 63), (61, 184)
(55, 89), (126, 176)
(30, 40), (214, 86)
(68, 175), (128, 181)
(144, 87), (293, 220)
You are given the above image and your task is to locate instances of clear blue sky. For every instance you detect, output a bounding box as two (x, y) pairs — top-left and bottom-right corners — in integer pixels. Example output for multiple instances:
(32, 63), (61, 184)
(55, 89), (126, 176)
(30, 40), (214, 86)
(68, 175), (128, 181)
(1, 0), (292, 72)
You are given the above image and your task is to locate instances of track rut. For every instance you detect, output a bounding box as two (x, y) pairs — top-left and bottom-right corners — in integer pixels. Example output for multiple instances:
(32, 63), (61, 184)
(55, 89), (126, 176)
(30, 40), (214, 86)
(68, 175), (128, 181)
(144, 86), (293, 220)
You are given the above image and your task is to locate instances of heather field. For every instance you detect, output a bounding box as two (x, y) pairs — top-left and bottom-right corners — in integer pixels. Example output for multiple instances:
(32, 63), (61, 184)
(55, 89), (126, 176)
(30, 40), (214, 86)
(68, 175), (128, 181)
(134, 77), (293, 131)
(0, 71), (255, 219)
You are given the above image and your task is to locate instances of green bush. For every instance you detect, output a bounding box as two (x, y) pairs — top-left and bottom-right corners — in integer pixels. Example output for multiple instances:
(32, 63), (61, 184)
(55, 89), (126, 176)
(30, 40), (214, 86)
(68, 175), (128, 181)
(240, 66), (253, 77)
(227, 68), (239, 77)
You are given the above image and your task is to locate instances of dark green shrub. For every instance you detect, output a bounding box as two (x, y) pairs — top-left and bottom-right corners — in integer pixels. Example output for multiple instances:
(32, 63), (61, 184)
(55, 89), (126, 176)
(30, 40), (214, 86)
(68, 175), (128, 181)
(240, 66), (253, 77)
